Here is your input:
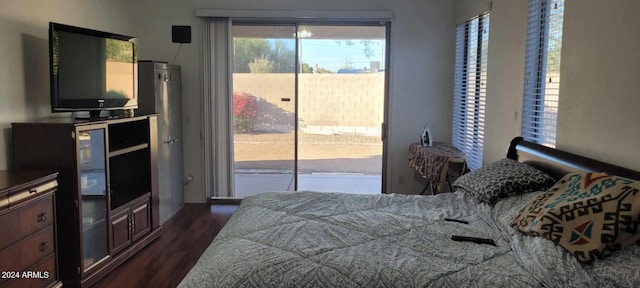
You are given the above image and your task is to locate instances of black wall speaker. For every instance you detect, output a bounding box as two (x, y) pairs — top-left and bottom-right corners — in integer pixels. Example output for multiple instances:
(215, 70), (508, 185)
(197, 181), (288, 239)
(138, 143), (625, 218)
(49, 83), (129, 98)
(172, 25), (191, 43)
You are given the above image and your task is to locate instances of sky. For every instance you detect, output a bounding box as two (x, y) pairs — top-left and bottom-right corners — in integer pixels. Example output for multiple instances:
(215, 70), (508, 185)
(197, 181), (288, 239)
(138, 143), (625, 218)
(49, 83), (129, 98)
(299, 39), (385, 72)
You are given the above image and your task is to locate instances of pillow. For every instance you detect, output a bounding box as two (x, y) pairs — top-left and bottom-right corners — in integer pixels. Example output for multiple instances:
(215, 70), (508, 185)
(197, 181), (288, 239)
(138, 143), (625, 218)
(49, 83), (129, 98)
(452, 158), (555, 204)
(510, 172), (640, 263)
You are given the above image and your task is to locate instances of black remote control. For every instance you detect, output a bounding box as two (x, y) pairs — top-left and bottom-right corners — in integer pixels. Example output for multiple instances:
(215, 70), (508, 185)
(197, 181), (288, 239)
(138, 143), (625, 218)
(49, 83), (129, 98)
(444, 218), (469, 224)
(451, 235), (496, 246)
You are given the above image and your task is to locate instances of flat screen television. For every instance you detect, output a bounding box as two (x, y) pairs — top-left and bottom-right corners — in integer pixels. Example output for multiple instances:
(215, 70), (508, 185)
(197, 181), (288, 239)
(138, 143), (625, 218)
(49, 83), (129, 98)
(49, 22), (137, 117)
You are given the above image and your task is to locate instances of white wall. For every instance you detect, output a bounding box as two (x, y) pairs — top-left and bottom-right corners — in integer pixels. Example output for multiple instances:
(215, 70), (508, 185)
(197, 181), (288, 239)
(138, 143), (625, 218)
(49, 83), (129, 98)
(0, 1), (133, 169)
(556, 0), (640, 172)
(454, 0), (640, 172)
(132, 0), (455, 201)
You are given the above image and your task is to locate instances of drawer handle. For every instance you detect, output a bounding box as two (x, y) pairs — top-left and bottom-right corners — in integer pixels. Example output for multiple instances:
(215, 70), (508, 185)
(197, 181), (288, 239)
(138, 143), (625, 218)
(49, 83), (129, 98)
(38, 212), (48, 223)
(39, 241), (48, 252)
(29, 188), (38, 194)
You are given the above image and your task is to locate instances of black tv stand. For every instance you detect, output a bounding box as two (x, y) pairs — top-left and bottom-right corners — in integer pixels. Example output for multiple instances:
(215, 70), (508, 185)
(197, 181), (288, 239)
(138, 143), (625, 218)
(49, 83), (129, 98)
(73, 111), (106, 120)
(74, 110), (126, 120)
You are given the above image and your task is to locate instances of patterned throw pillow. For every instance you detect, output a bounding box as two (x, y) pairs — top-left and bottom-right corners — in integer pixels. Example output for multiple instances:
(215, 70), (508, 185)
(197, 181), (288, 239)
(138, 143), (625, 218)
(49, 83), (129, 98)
(452, 158), (555, 204)
(511, 172), (640, 263)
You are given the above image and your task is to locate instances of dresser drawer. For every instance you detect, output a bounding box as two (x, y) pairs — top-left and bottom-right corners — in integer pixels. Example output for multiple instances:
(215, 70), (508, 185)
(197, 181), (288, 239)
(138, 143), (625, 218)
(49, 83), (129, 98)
(0, 225), (55, 272)
(7, 179), (57, 208)
(0, 195), (54, 248)
(2, 254), (57, 288)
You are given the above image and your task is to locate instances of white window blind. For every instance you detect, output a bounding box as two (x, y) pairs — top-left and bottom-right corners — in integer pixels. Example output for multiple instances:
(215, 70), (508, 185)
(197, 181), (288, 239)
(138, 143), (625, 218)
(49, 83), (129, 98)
(453, 13), (490, 170)
(522, 0), (564, 147)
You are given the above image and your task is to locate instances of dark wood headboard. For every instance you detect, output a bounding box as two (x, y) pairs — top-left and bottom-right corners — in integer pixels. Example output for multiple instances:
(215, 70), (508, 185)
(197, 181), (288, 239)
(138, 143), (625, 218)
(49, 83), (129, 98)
(506, 137), (640, 181)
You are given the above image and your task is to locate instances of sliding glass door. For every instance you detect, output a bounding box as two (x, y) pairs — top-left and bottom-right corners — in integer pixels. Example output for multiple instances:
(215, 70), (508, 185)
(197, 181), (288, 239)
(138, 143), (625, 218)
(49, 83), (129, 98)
(232, 25), (297, 197)
(232, 23), (387, 197)
(296, 25), (385, 193)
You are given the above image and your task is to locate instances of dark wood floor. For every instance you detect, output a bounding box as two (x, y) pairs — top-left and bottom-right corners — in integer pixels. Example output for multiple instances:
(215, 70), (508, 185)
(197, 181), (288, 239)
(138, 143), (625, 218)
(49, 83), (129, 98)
(91, 204), (238, 288)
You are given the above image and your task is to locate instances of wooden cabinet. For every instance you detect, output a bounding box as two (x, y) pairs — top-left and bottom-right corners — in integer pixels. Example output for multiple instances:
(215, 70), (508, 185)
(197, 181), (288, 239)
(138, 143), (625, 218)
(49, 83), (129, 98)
(12, 116), (161, 287)
(109, 208), (131, 255)
(0, 170), (60, 288)
(131, 198), (151, 241)
(109, 196), (151, 255)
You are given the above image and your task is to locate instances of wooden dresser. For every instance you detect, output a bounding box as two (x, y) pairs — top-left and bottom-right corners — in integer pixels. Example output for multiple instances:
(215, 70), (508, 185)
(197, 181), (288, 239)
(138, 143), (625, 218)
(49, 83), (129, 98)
(0, 170), (60, 288)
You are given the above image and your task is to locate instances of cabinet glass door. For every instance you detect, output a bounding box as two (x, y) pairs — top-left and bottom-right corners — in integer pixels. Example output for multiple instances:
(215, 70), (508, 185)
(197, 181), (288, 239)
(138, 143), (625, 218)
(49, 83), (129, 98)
(77, 128), (109, 272)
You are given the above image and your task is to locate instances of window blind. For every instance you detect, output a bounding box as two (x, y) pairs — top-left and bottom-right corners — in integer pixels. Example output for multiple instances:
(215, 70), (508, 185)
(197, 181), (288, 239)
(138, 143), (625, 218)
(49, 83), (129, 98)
(522, 0), (564, 148)
(452, 13), (490, 170)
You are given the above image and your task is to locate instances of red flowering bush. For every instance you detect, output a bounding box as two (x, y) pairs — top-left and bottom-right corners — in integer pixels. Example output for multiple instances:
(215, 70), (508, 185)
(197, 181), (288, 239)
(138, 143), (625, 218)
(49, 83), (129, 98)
(233, 92), (257, 133)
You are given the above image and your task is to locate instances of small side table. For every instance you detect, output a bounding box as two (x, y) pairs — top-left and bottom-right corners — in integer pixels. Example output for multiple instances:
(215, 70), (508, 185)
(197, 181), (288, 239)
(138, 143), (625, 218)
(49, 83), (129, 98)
(408, 142), (467, 194)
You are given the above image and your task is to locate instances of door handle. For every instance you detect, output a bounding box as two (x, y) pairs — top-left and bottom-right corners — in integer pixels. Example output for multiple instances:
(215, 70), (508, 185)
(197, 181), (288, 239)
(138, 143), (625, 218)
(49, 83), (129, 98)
(280, 98), (291, 102)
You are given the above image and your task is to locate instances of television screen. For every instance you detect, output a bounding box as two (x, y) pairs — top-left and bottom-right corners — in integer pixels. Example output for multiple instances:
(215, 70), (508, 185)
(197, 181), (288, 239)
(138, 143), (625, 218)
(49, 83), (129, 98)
(50, 23), (137, 113)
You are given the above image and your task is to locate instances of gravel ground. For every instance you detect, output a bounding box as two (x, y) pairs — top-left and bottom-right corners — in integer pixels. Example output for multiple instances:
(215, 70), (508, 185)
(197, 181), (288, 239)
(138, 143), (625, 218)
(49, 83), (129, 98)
(233, 132), (382, 174)
(234, 132), (381, 144)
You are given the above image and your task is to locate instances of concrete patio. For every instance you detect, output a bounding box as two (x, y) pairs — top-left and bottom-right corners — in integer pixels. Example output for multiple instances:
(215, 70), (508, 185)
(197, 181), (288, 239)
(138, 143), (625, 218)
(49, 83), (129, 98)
(234, 172), (382, 198)
(233, 132), (383, 197)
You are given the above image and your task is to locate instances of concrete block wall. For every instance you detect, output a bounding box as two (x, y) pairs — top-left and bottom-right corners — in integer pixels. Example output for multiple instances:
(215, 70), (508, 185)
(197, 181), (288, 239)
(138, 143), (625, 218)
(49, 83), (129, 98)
(233, 73), (384, 135)
(232, 74), (296, 133)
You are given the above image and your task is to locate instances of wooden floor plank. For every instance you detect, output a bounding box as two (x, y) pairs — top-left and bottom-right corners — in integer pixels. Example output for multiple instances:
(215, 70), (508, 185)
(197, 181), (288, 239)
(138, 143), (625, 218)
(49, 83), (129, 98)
(91, 204), (237, 288)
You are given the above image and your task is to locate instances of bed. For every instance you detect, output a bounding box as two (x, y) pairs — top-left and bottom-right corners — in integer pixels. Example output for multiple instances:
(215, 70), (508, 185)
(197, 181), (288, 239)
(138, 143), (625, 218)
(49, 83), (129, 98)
(179, 137), (640, 287)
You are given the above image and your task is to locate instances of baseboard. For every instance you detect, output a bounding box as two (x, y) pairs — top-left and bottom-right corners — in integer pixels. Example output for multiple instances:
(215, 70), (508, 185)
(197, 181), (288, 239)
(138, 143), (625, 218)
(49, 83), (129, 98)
(160, 204), (185, 225)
